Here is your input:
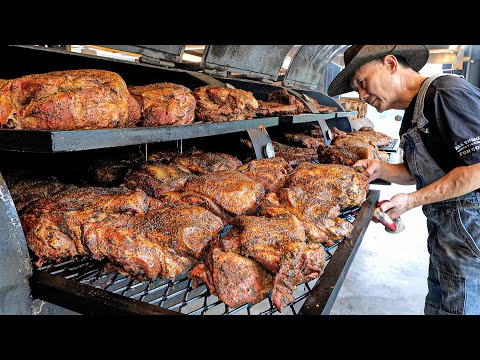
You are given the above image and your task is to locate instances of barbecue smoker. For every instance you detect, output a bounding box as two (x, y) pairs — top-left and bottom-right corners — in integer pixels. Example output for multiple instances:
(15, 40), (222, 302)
(0, 45), (380, 315)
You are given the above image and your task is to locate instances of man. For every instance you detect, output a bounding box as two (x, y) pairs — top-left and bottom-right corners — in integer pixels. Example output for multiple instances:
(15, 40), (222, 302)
(327, 45), (480, 315)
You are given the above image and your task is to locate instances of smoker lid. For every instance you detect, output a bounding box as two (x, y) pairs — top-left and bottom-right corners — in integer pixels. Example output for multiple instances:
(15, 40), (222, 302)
(200, 45), (294, 81)
(99, 45), (185, 63)
(283, 45), (347, 90)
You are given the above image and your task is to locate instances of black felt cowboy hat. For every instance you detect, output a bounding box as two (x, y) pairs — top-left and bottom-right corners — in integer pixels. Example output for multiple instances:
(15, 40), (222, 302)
(327, 45), (430, 97)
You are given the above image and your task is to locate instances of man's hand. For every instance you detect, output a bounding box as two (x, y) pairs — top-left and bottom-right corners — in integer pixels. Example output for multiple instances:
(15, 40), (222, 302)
(354, 159), (415, 185)
(378, 193), (415, 219)
(353, 159), (383, 182)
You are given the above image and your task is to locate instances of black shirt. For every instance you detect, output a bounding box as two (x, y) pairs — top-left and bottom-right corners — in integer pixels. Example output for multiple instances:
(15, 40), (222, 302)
(400, 75), (480, 173)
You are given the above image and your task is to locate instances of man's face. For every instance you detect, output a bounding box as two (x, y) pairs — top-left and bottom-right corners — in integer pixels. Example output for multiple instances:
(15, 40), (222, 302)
(349, 59), (395, 113)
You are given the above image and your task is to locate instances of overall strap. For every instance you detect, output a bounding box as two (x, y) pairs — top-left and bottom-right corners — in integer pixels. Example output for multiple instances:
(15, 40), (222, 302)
(413, 74), (458, 125)
(413, 74), (461, 125)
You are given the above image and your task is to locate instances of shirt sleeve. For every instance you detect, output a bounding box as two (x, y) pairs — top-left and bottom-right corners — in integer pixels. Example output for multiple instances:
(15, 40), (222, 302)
(434, 78), (480, 165)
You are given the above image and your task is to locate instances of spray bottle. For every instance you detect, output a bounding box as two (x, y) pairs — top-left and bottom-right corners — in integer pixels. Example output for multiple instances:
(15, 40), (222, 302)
(372, 200), (406, 234)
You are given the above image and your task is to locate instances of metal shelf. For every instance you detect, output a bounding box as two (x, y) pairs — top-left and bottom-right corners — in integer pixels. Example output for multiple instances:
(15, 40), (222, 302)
(278, 111), (357, 125)
(278, 113), (336, 125)
(0, 110), (358, 154)
(335, 111), (358, 118)
(0, 117), (279, 153)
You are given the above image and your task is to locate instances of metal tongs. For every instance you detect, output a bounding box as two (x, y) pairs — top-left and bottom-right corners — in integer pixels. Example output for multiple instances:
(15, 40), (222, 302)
(372, 200), (405, 234)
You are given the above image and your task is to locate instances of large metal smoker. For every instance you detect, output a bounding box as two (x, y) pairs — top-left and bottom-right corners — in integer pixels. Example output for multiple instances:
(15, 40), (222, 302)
(0, 45), (379, 315)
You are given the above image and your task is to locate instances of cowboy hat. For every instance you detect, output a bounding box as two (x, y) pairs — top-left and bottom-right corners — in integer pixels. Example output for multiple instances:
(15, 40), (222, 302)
(327, 45), (429, 97)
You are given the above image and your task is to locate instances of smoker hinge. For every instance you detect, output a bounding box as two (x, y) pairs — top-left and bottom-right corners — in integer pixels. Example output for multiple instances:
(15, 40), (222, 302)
(202, 68), (229, 77)
(138, 56), (175, 68)
(259, 78), (274, 84)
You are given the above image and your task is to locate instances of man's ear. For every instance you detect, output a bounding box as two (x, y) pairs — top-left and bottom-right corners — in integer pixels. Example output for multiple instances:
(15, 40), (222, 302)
(383, 54), (398, 73)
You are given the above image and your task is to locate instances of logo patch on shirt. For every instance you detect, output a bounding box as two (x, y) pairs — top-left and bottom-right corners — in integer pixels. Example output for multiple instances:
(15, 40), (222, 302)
(455, 136), (480, 158)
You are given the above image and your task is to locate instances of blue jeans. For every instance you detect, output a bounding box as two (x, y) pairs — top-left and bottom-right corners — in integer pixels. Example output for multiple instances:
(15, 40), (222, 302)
(399, 74), (480, 315)
(423, 199), (480, 315)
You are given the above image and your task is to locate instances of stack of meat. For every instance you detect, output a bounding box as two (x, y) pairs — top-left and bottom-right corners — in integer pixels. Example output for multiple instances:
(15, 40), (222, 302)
(190, 214), (326, 311)
(0, 70), (264, 130)
(185, 169), (266, 223)
(18, 145), (369, 312)
(184, 157), (367, 311)
(3, 170), (70, 213)
(281, 132), (325, 150)
(261, 162), (369, 247)
(317, 127), (394, 165)
(255, 88), (338, 116)
(20, 185), (224, 280)
(122, 149), (364, 311)
(128, 82), (196, 126)
(0, 69), (141, 130)
(168, 149), (243, 175)
(0, 69), (343, 130)
(0, 70), (202, 130)
(341, 126), (395, 147)
(237, 157), (293, 193)
(240, 138), (319, 168)
(271, 141), (319, 167)
(256, 88), (305, 116)
(193, 85), (258, 122)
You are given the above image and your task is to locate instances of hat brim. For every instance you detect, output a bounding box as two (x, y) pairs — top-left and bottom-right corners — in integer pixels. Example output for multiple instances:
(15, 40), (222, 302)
(327, 45), (430, 97)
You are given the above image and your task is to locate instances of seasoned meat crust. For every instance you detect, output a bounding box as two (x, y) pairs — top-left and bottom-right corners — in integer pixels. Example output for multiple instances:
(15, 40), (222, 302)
(128, 82), (196, 126)
(84, 205), (224, 280)
(189, 247), (274, 309)
(193, 85), (258, 122)
(0, 69), (141, 130)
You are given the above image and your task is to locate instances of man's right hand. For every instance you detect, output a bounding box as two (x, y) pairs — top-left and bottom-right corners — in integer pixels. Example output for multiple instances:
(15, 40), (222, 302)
(353, 159), (383, 182)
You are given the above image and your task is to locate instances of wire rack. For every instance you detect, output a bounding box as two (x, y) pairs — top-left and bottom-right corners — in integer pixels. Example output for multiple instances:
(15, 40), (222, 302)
(36, 211), (356, 315)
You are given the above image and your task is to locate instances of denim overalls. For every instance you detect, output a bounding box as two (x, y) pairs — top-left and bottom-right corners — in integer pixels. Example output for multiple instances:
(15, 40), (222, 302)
(400, 74), (480, 315)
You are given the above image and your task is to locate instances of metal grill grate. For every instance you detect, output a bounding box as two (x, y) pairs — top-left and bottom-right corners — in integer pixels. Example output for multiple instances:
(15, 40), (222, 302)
(36, 213), (356, 315)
